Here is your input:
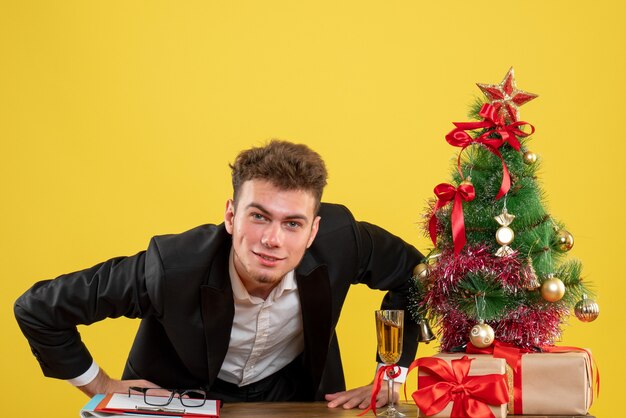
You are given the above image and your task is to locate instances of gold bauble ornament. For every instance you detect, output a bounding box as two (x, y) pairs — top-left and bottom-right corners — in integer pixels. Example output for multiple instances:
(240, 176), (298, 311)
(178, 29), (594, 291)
(541, 275), (566, 302)
(574, 295), (600, 322)
(460, 178), (474, 188)
(469, 321), (495, 348)
(413, 263), (431, 281)
(555, 229), (575, 252)
(523, 151), (538, 165)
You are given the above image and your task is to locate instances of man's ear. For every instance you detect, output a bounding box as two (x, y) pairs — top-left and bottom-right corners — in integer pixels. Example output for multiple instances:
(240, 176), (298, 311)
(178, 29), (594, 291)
(306, 216), (321, 248)
(224, 199), (235, 234)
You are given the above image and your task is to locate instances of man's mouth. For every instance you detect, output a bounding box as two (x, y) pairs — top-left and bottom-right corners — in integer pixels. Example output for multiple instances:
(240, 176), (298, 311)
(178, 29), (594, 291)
(254, 251), (285, 265)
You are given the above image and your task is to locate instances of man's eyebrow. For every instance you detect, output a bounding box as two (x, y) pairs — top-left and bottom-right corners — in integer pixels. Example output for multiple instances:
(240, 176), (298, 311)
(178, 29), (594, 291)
(246, 203), (310, 221)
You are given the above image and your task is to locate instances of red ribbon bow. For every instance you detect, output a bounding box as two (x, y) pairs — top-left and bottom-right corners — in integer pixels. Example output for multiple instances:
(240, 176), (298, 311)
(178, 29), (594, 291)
(408, 356), (509, 418)
(445, 103), (535, 200)
(429, 182), (475, 256)
(357, 364), (401, 417)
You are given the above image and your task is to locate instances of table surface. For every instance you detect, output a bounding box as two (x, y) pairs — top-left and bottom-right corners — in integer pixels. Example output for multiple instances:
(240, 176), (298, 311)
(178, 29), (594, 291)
(220, 401), (594, 417)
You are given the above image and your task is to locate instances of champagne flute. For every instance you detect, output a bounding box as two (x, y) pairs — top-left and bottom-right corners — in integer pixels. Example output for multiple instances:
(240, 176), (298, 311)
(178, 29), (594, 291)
(375, 310), (405, 417)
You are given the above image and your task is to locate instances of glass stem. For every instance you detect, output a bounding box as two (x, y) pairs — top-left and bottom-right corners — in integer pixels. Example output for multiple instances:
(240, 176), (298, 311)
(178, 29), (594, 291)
(387, 373), (395, 411)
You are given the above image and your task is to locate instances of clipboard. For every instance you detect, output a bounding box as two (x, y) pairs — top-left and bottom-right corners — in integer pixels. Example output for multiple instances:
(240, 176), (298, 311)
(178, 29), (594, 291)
(92, 393), (219, 417)
(81, 394), (159, 417)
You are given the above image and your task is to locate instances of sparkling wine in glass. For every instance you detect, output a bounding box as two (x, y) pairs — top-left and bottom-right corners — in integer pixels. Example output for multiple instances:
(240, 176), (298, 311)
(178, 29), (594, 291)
(375, 310), (405, 417)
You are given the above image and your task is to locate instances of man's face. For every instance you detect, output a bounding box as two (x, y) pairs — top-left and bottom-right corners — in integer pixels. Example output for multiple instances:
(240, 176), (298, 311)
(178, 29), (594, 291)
(224, 179), (320, 297)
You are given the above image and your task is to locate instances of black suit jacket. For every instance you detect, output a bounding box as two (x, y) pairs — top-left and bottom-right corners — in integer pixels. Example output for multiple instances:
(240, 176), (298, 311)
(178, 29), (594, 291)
(15, 203), (422, 400)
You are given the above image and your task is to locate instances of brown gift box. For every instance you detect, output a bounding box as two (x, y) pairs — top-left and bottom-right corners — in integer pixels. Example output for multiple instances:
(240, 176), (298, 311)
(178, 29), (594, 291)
(514, 351), (593, 415)
(452, 350), (594, 415)
(417, 353), (508, 418)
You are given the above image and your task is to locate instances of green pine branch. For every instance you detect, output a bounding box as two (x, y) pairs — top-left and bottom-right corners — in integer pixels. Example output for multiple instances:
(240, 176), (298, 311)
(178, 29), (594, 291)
(454, 272), (518, 320)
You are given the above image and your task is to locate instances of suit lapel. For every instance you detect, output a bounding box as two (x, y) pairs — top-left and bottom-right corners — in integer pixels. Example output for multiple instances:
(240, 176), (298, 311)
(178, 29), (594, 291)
(296, 264), (332, 393)
(199, 242), (333, 392)
(200, 242), (234, 387)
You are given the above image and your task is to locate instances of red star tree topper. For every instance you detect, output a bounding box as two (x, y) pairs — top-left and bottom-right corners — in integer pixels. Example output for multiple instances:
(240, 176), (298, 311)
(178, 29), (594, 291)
(477, 67), (538, 123)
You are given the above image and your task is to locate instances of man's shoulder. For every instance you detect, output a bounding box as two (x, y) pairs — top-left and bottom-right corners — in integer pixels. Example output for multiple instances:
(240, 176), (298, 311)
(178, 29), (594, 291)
(310, 203), (360, 252)
(149, 223), (230, 265)
(317, 203), (356, 231)
(153, 223), (226, 242)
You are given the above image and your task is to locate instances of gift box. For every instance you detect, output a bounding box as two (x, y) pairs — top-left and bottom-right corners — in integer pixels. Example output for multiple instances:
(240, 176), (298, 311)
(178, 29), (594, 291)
(463, 345), (595, 415)
(412, 353), (509, 418)
(511, 350), (593, 415)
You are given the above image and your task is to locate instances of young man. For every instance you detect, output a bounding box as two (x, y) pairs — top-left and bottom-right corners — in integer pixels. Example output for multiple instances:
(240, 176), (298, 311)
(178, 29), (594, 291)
(15, 140), (422, 410)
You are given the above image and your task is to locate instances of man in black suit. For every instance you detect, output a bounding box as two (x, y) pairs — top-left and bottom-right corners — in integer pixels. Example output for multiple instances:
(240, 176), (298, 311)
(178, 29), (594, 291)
(15, 140), (422, 410)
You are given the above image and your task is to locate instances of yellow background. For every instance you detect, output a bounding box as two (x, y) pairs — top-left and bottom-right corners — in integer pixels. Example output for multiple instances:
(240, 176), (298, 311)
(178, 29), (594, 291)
(1, 2), (623, 417)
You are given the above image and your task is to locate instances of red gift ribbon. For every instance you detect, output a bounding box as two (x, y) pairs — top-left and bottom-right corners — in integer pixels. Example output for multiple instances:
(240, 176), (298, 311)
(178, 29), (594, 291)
(445, 103), (535, 200)
(428, 182), (475, 256)
(407, 355), (509, 418)
(358, 364), (401, 417)
(467, 340), (529, 414)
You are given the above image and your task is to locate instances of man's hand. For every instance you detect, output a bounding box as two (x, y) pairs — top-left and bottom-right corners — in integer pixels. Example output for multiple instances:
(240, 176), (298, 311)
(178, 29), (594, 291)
(325, 381), (402, 410)
(77, 368), (162, 398)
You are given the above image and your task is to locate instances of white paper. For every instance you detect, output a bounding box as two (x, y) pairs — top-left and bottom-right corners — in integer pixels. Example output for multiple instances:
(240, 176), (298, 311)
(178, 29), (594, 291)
(105, 393), (218, 416)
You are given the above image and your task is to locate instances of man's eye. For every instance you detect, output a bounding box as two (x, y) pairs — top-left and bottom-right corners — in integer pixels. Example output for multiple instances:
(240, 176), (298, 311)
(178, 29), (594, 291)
(286, 221), (301, 229)
(251, 213), (267, 221)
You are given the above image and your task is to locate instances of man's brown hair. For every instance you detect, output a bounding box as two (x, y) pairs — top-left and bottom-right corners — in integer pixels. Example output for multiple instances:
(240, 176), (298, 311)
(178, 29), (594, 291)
(230, 140), (328, 212)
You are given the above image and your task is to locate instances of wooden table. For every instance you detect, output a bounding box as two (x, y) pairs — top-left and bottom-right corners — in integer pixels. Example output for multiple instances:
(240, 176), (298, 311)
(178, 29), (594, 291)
(220, 402), (595, 417)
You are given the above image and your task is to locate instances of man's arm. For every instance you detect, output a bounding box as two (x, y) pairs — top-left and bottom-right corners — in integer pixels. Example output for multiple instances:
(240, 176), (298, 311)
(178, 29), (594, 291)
(326, 211), (423, 408)
(14, 250), (160, 387)
(353, 220), (423, 366)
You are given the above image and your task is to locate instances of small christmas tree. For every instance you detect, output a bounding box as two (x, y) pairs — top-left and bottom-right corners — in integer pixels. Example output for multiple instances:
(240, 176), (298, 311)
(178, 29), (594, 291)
(410, 68), (599, 352)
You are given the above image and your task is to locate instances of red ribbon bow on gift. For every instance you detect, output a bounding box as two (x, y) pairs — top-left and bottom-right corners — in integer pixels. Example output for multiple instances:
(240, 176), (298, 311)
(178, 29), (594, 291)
(429, 182), (475, 256)
(408, 356), (509, 418)
(445, 103), (535, 200)
(357, 364), (401, 417)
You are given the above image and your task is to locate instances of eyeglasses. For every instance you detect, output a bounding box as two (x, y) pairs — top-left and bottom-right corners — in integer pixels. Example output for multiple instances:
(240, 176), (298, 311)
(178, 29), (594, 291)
(129, 387), (207, 408)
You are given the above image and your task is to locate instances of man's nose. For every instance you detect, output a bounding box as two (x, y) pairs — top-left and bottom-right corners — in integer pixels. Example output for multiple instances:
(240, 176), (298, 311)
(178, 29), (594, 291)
(261, 223), (282, 248)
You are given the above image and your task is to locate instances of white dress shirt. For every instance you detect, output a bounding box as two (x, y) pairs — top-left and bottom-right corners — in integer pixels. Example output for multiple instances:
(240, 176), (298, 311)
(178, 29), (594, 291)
(217, 249), (304, 386)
